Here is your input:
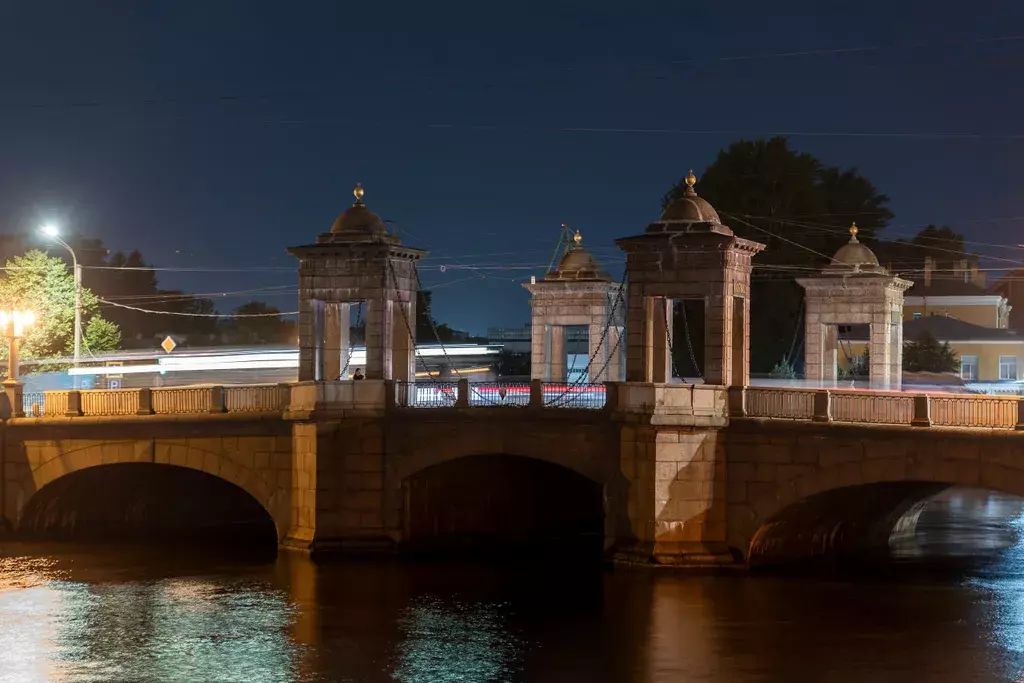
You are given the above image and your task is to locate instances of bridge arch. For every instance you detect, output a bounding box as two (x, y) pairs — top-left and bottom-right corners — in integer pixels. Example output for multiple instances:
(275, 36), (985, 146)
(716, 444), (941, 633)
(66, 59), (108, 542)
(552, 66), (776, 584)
(398, 453), (607, 555)
(9, 439), (290, 542)
(389, 418), (618, 485)
(734, 440), (1024, 567)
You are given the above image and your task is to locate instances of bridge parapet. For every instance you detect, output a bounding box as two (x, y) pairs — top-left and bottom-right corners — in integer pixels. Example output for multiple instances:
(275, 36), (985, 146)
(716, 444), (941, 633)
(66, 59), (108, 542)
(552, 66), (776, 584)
(35, 385), (291, 419)
(610, 383), (728, 426)
(737, 386), (1024, 430)
(285, 380), (388, 419)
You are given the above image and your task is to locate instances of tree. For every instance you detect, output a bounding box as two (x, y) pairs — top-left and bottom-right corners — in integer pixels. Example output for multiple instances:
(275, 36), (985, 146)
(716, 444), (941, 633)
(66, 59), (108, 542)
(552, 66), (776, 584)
(225, 301), (296, 345)
(663, 137), (893, 371)
(0, 250), (120, 365)
(903, 330), (958, 373)
(769, 358), (797, 379)
(85, 316), (122, 351)
(873, 225), (970, 275)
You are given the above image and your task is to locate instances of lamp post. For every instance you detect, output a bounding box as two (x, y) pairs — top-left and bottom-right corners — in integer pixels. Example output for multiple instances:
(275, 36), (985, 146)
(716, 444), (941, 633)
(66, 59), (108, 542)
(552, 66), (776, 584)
(1, 309), (35, 417)
(40, 225), (82, 374)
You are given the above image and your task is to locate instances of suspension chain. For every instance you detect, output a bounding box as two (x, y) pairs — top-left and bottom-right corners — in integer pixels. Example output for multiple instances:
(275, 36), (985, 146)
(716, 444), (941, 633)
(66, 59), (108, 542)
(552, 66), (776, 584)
(410, 261), (461, 378)
(337, 301), (363, 379)
(546, 273), (627, 407)
(386, 259), (439, 381)
(677, 299), (703, 381)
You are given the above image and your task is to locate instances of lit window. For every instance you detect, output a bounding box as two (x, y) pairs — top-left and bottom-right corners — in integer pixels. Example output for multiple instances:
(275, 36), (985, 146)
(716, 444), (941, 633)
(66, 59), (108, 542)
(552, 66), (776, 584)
(999, 356), (1018, 381)
(960, 355), (979, 381)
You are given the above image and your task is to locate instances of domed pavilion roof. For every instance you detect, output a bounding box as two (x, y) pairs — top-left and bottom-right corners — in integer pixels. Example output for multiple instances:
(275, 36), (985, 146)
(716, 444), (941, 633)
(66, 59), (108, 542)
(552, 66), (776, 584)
(331, 183), (388, 236)
(544, 230), (611, 282)
(823, 223), (888, 275)
(658, 170), (722, 225)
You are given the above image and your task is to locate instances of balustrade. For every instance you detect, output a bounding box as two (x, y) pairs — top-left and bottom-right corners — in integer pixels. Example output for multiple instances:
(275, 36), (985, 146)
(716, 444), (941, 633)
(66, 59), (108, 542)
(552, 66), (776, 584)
(745, 388), (816, 420)
(152, 387), (210, 414)
(831, 391), (914, 425)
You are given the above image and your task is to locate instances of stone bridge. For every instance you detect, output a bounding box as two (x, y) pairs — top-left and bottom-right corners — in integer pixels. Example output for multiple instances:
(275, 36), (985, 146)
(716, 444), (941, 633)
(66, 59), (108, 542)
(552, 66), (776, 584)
(3, 381), (1024, 568)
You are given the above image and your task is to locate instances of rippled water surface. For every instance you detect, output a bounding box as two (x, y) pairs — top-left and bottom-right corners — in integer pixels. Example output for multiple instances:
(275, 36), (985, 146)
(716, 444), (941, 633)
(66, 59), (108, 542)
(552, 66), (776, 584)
(5, 489), (1024, 682)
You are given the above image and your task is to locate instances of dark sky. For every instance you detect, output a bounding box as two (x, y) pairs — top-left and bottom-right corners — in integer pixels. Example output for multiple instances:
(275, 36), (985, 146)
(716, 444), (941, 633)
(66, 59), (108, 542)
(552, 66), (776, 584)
(1, 1), (1022, 334)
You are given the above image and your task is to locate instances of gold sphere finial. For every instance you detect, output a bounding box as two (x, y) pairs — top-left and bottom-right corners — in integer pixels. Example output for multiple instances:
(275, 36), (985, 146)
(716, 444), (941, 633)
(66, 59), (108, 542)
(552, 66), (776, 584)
(849, 221), (859, 238)
(685, 169), (697, 189)
(573, 229), (582, 245)
(353, 182), (365, 204)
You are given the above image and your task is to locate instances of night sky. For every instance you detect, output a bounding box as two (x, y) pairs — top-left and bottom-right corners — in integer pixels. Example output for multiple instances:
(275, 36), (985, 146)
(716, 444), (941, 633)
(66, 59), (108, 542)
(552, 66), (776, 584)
(1, 1), (1022, 335)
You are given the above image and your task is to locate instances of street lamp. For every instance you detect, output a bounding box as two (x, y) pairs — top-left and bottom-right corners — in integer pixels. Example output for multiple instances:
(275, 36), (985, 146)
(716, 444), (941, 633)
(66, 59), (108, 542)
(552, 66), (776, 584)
(1, 310), (35, 382)
(40, 224), (82, 374)
(1, 309), (35, 417)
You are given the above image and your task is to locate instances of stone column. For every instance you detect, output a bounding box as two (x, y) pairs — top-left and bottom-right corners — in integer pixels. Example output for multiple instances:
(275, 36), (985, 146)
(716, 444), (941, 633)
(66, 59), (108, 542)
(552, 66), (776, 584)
(364, 298), (394, 380)
(323, 302), (350, 381)
(312, 300), (326, 381)
(392, 298), (416, 383)
(889, 304), (903, 390)
(588, 320), (606, 383)
(804, 319), (822, 386)
(822, 325), (838, 385)
(704, 288), (730, 386)
(530, 315), (547, 380)
(652, 298), (672, 383)
(298, 298), (317, 382)
(738, 295), (751, 386)
(549, 325), (566, 382)
(869, 319), (892, 390)
(625, 288), (647, 382)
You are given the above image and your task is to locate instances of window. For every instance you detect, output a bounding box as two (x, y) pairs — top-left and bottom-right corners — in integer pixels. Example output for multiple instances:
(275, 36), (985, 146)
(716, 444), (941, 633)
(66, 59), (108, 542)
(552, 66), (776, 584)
(913, 312), (922, 320)
(960, 355), (979, 381)
(999, 356), (1018, 381)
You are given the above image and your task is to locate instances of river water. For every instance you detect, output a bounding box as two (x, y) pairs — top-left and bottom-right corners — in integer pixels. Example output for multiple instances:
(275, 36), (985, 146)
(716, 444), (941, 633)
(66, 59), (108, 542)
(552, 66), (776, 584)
(4, 488), (1024, 682)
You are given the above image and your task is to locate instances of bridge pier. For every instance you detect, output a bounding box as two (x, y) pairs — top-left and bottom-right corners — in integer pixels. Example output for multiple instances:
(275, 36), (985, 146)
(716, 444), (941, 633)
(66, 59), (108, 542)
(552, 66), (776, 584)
(283, 380), (397, 555)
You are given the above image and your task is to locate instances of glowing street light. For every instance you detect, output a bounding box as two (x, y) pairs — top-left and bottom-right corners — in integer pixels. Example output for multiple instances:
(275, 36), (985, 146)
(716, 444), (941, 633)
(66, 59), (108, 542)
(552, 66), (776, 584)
(1, 309), (34, 417)
(38, 224), (82, 375)
(1, 309), (35, 382)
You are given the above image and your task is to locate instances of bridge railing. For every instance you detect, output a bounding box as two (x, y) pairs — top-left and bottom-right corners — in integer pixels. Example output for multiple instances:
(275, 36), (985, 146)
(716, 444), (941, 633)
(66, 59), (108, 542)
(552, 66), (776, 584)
(82, 389), (141, 416)
(929, 394), (1017, 429)
(745, 388), (816, 420)
(734, 387), (1024, 430)
(542, 383), (607, 409)
(224, 385), (290, 412)
(36, 385), (291, 418)
(468, 381), (531, 407)
(831, 391), (915, 425)
(395, 381), (459, 408)
(152, 387), (209, 414)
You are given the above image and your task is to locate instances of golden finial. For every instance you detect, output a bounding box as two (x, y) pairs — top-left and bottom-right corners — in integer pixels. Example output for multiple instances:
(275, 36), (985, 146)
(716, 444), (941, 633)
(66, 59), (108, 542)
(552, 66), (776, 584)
(353, 182), (365, 204)
(849, 221), (859, 238)
(685, 169), (697, 190)
(573, 229), (582, 245)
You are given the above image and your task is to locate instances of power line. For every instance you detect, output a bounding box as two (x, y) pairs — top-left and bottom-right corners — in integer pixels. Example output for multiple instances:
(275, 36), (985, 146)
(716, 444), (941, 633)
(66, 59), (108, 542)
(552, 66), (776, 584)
(98, 299), (297, 318)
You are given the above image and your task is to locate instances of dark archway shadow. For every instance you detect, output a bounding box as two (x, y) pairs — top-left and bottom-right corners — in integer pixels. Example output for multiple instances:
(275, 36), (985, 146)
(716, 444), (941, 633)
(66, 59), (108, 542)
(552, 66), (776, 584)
(748, 481), (950, 572)
(18, 463), (278, 556)
(400, 454), (605, 561)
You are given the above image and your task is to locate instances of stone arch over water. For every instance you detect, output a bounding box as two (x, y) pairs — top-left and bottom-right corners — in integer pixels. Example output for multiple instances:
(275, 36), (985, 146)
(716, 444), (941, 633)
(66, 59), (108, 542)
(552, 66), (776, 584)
(7, 438), (290, 544)
(399, 453), (606, 556)
(18, 462), (279, 547)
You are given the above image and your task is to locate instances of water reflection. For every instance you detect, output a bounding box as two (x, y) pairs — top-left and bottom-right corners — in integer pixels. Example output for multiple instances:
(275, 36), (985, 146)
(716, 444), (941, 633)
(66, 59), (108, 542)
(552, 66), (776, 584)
(7, 491), (1024, 682)
(391, 597), (522, 682)
(0, 546), (300, 683)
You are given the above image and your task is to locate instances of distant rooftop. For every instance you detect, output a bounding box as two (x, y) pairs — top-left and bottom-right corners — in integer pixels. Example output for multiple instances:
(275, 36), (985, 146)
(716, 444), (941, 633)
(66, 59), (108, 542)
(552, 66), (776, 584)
(847, 315), (1022, 343)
